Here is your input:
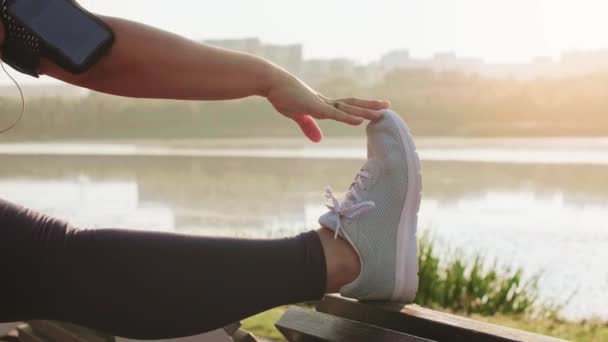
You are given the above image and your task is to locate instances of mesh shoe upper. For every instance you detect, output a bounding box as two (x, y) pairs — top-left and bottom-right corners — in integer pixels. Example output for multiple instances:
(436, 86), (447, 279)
(319, 110), (412, 300)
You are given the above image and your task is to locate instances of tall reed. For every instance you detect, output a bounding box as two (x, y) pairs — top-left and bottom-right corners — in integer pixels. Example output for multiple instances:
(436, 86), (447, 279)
(415, 235), (556, 317)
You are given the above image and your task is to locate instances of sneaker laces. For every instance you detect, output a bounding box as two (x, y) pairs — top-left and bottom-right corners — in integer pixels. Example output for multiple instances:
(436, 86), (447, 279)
(324, 170), (376, 239)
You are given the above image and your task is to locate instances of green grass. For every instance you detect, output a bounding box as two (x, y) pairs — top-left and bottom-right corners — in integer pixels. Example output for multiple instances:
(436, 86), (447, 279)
(242, 307), (288, 341)
(242, 236), (606, 341)
(476, 315), (608, 342)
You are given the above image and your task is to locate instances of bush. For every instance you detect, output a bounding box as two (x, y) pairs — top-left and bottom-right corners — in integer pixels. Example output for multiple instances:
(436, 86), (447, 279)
(415, 234), (554, 317)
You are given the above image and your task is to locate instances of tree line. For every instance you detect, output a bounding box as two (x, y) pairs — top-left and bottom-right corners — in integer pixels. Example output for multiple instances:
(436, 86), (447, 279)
(2, 68), (608, 141)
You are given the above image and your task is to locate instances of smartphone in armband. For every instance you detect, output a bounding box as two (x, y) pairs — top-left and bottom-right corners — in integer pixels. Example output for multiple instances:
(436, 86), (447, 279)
(7, 0), (114, 74)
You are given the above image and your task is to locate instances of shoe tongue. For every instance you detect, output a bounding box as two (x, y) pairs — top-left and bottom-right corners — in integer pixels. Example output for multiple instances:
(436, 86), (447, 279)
(359, 159), (378, 175)
(319, 211), (349, 240)
(319, 211), (339, 231)
(352, 159), (378, 190)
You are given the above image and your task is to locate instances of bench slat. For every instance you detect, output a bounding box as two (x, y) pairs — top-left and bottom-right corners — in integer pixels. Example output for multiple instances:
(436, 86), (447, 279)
(276, 306), (436, 342)
(0, 323), (19, 338)
(27, 321), (113, 342)
(317, 295), (566, 342)
(16, 325), (46, 342)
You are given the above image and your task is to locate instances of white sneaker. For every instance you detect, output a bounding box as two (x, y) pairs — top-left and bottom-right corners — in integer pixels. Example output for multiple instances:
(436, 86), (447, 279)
(319, 110), (421, 303)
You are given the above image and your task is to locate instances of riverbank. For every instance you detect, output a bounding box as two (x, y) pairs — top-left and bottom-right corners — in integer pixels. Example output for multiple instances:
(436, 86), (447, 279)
(4, 137), (608, 165)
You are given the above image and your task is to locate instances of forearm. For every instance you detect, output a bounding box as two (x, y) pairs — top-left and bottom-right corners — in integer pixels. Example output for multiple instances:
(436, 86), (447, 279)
(40, 16), (283, 100)
(2, 12), (385, 141)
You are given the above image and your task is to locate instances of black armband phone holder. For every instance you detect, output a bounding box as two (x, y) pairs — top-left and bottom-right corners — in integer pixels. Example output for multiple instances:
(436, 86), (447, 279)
(1, 0), (41, 77)
(0, 0), (114, 78)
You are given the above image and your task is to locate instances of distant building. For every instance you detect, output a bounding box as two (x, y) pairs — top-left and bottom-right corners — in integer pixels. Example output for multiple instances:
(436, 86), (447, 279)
(203, 39), (608, 84)
(301, 58), (358, 84)
(428, 52), (484, 73)
(380, 49), (485, 76)
(261, 43), (304, 75)
(204, 38), (303, 75)
(560, 49), (608, 76)
(203, 38), (374, 85)
(380, 49), (412, 68)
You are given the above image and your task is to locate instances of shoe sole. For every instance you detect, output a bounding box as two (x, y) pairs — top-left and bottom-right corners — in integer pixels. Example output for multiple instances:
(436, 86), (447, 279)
(388, 111), (422, 303)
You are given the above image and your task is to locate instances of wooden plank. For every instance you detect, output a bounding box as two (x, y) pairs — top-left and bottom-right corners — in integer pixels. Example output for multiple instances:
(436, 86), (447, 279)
(0, 334), (19, 342)
(115, 329), (236, 342)
(16, 324), (46, 342)
(222, 322), (241, 337)
(276, 306), (435, 342)
(231, 329), (260, 342)
(317, 295), (566, 342)
(27, 321), (113, 342)
(0, 323), (19, 337)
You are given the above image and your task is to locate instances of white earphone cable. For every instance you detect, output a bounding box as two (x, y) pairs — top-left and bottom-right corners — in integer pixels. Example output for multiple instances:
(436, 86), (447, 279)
(0, 60), (25, 134)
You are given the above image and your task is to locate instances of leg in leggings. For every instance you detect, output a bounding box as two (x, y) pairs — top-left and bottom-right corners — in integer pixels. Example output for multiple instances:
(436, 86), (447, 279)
(0, 197), (327, 339)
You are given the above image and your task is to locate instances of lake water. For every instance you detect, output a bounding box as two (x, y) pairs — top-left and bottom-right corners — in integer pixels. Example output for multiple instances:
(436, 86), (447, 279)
(1, 138), (607, 320)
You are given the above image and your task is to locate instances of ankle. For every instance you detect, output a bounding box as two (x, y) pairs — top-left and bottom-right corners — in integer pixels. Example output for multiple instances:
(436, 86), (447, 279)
(317, 228), (361, 293)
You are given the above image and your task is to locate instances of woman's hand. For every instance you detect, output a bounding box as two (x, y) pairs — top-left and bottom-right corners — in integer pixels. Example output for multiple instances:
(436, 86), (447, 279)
(266, 71), (390, 143)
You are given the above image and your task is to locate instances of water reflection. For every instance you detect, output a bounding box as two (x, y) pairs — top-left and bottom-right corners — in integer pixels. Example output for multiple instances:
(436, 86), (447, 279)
(0, 178), (175, 231)
(1, 145), (607, 320)
(421, 193), (608, 320)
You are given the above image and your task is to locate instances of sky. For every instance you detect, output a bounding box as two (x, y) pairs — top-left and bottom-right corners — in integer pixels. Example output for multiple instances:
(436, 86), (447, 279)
(3, 0), (608, 85)
(77, 0), (608, 63)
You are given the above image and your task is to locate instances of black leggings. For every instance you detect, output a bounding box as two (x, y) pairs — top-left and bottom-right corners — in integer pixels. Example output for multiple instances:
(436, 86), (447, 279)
(0, 198), (327, 339)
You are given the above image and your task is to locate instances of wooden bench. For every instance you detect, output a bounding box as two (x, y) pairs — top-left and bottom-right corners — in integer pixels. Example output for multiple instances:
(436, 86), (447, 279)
(275, 294), (568, 342)
(1, 321), (258, 342)
(1, 295), (567, 342)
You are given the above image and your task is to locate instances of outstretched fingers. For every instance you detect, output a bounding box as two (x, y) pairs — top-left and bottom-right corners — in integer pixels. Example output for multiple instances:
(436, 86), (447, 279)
(315, 96), (390, 123)
(334, 102), (383, 121)
(337, 97), (391, 111)
(313, 101), (365, 125)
